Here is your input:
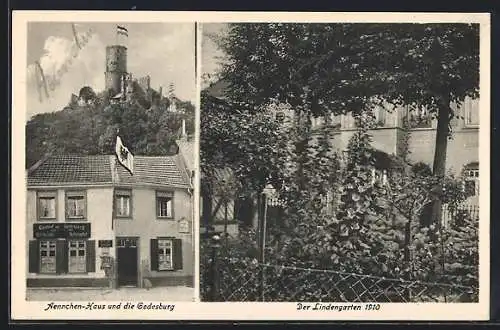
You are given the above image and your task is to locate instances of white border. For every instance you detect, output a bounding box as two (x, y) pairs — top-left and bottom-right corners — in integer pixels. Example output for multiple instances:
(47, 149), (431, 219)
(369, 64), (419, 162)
(11, 11), (490, 321)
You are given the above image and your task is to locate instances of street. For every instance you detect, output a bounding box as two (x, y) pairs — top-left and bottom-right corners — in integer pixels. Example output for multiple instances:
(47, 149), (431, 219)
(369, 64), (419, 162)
(26, 286), (196, 302)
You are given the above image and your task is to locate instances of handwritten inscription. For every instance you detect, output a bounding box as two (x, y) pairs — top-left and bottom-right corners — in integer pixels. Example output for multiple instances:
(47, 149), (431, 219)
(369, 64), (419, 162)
(34, 25), (94, 103)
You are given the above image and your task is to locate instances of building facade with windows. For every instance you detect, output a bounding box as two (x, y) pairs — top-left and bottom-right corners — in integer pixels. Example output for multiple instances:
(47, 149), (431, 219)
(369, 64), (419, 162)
(307, 97), (480, 178)
(26, 154), (194, 288)
(310, 97), (480, 205)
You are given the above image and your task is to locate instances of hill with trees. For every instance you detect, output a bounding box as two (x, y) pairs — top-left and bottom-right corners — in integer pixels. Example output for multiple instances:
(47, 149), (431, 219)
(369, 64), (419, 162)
(26, 87), (195, 168)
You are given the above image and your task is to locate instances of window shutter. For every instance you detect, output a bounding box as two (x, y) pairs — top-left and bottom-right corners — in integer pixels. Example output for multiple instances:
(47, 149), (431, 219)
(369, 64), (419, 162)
(65, 198), (70, 218)
(86, 240), (96, 272)
(173, 239), (183, 270)
(56, 240), (68, 274)
(150, 239), (158, 271)
(28, 240), (39, 273)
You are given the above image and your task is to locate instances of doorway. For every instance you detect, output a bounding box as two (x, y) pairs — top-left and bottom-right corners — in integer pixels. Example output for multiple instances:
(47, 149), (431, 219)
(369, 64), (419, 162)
(116, 237), (138, 287)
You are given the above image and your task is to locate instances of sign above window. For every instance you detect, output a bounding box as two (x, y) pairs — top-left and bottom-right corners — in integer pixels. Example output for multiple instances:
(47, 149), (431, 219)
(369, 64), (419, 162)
(33, 223), (91, 239)
(98, 240), (113, 248)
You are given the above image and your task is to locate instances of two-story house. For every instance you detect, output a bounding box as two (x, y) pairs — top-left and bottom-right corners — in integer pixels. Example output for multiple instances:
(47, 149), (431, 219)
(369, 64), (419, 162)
(26, 153), (194, 289)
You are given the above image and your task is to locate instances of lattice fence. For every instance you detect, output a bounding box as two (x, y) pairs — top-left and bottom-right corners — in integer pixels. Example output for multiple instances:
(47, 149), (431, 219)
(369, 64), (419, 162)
(202, 257), (478, 303)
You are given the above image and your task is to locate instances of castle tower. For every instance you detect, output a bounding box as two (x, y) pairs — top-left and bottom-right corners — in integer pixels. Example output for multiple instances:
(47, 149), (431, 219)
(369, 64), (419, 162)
(105, 45), (127, 95)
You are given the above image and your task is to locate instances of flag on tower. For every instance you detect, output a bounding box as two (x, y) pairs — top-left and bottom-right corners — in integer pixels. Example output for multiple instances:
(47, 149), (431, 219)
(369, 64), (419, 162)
(117, 25), (128, 37)
(115, 136), (134, 175)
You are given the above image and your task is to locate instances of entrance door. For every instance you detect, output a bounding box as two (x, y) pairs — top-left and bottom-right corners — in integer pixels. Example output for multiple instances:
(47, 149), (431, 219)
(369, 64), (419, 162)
(116, 237), (138, 287)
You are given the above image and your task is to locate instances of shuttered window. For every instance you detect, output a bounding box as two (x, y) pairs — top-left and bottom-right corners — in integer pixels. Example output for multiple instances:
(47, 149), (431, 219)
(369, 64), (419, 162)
(68, 240), (86, 273)
(39, 240), (57, 273)
(158, 239), (173, 270)
(150, 238), (183, 271)
(28, 240), (95, 274)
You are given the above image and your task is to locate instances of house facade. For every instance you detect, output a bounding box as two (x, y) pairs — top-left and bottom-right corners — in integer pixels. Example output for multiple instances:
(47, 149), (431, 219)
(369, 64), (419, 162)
(26, 154), (194, 288)
(308, 97), (480, 205)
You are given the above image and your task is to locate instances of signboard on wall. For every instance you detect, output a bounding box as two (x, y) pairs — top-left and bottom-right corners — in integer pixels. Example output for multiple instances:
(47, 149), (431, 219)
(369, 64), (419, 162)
(178, 218), (190, 233)
(98, 240), (113, 248)
(33, 223), (91, 239)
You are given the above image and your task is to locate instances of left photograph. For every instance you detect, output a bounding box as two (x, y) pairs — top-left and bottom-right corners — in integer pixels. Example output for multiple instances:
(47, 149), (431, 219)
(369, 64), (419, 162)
(24, 22), (196, 301)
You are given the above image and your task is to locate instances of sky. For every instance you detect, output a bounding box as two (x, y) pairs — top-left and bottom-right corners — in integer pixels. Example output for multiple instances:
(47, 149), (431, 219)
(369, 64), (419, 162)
(200, 23), (228, 89)
(26, 22), (196, 119)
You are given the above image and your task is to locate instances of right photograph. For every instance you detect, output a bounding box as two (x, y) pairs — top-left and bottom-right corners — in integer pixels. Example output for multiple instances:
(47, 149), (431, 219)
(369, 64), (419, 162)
(199, 23), (480, 303)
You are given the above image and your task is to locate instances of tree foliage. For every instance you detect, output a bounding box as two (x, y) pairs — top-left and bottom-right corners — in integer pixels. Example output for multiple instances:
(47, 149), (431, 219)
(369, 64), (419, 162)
(214, 23), (479, 224)
(26, 94), (195, 168)
(200, 91), (291, 196)
(217, 23), (478, 118)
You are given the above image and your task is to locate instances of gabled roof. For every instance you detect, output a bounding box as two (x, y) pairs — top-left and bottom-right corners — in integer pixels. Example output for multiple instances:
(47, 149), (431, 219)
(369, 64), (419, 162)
(27, 154), (191, 188)
(114, 155), (190, 188)
(28, 155), (113, 185)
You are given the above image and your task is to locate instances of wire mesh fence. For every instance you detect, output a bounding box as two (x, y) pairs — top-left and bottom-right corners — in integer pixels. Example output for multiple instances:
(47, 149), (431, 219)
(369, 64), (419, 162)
(201, 255), (478, 303)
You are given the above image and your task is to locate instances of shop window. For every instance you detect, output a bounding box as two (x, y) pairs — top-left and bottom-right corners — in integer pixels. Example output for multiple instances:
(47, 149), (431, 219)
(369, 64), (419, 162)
(29, 240), (96, 274)
(65, 191), (86, 220)
(37, 191), (57, 220)
(115, 189), (132, 217)
(156, 191), (173, 218)
(150, 238), (183, 271)
(68, 240), (86, 273)
(39, 240), (57, 273)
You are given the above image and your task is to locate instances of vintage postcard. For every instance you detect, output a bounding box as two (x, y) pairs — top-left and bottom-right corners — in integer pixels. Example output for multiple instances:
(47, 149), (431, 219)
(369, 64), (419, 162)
(11, 11), (490, 321)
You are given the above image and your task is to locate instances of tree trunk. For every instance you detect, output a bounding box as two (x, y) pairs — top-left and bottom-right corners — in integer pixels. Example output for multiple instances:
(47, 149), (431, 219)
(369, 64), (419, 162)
(202, 185), (213, 232)
(251, 196), (259, 230)
(430, 99), (451, 227)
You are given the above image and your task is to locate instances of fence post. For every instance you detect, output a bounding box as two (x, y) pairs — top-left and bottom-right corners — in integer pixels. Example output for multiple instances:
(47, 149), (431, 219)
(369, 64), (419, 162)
(258, 192), (268, 302)
(407, 245), (415, 301)
(210, 234), (221, 301)
(439, 227), (448, 303)
(404, 216), (414, 302)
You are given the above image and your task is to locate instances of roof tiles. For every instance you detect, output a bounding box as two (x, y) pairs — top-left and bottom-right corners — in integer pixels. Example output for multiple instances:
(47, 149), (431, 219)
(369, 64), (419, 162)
(27, 154), (190, 188)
